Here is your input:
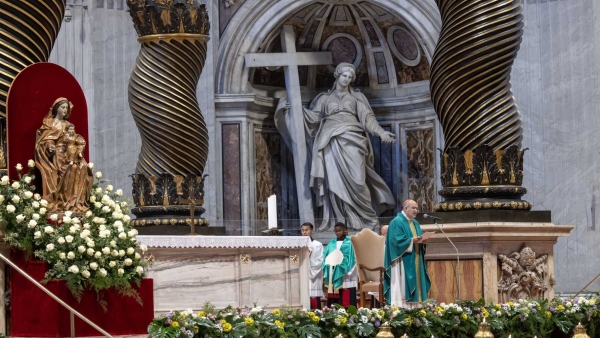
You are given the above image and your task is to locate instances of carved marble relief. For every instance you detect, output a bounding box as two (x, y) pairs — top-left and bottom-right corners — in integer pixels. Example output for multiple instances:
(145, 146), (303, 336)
(406, 125), (436, 212)
(498, 245), (549, 302)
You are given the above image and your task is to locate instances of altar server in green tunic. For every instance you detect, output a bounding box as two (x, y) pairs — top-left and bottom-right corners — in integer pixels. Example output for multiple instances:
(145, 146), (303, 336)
(323, 223), (357, 307)
(384, 199), (431, 307)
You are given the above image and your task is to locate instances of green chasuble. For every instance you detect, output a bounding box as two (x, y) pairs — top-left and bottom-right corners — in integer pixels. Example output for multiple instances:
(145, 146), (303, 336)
(383, 213), (431, 304)
(322, 236), (356, 290)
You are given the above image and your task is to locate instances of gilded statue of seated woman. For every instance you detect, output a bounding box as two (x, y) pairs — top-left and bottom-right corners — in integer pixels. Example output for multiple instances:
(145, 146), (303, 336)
(35, 98), (94, 214)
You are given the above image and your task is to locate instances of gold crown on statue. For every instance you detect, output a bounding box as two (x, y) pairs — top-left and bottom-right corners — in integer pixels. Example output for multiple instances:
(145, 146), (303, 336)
(126, 0), (210, 37)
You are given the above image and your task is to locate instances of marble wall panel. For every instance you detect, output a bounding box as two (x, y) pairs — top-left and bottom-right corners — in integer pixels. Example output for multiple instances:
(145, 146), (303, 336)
(222, 124), (242, 234)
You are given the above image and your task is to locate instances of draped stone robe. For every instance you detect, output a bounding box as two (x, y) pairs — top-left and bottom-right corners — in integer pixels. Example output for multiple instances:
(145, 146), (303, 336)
(275, 89), (395, 230)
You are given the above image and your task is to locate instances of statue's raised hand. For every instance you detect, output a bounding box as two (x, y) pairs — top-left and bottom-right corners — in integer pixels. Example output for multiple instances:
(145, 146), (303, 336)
(379, 131), (396, 144)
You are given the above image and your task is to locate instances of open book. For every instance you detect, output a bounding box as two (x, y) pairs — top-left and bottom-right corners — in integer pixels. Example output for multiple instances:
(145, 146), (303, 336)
(418, 231), (435, 243)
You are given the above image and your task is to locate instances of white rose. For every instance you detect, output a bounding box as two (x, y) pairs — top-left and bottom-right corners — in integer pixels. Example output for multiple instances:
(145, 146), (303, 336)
(46, 244), (54, 251)
(34, 193), (41, 200)
(118, 250), (125, 257)
(127, 247), (135, 255)
(50, 214), (58, 221)
(0, 195), (4, 203)
(68, 265), (79, 274)
(11, 195), (20, 203)
(67, 252), (75, 259)
(59, 252), (66, 260)
(87, 240), (95, 248)
(85, 210), (92, 218)
(65, 235), (74, 243)
(94, 251), (102, 258)
(101, 247), (110, 255)
(83, 223), (91, 229)
(115, 189), (123, 196)
(94, 202), (102, 208)
(11, 182), (20, 189)
(62, 216), (72, 224)
(99, 268), (107, 277)
(39, 207), (47, 215)
(118, 268), (124, 276)
(0, 176), (9, 185)
(34, 231), (41, 239)
(81, 270), (90, 278)
(90, 262), (98, 270)
(72, 217), (80, 224)
(6, 205), (15, 213)
(28, 220), (37, 228)
(118, 232), (127, 240)
(57, 237), (65, 244)
(15, 214), (25, 223)
(96, 187), (103, 194)
(86, 248), (94, 256)
(114, 221), (123, 228)
(134, 253), (141, 260)
(112, 212), (123, 220)
(15, 163), (22, 171)
(123, 215), (131, 223)
(28, 159), (35, 168)
(78, 246), (85, 253)
(32, 213), (40, 220)
(127, 230), (135, 238)
(88, 162), (94, 169)
(69, 226), (76, 234)
(111, 250), (119, 257)
(102, 206), (111, 213)
(40, 199), (48, 207)
(24, 177), (32, 184)
(117, 226), (124, 233)
(140, 245), (148, 252)
(44, 226), (53, 234)
(106, 185), (113, 192)
(23, 191), (33, 199)
(90, 196), (96, 203)
(95, 172), (102, 179)
(109, 261), (116, 268)
(110, 240), (116, 248)
(124, 258), (133, 266)
(80, 229), (90, 239)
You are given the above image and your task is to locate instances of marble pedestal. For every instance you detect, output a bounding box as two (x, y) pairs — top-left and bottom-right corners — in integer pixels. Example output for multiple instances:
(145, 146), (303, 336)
(421, 221), (573, 303)
(136, 236), (310, 315)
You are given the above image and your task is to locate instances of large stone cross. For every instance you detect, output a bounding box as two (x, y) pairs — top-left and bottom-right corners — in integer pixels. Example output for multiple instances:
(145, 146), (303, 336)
(245, 25), (332, 225)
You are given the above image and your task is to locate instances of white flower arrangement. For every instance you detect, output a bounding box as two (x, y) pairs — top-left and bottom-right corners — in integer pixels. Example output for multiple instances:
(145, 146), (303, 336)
(1, 161), (152, 304)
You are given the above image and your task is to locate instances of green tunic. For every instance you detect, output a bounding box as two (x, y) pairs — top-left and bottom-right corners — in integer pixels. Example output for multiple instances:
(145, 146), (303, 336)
(322, 236), (356, 290)
(383, 213), (431, 304)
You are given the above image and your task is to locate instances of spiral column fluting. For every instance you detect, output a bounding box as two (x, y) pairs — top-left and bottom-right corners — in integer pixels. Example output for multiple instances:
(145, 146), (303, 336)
(430, 0), (531, 212)
(127, 0), (212, 228)
(0, 0), (66, 169)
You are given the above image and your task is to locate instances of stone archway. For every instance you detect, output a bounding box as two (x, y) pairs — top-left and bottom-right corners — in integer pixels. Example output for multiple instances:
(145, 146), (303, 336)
(215, 0), (441, 95)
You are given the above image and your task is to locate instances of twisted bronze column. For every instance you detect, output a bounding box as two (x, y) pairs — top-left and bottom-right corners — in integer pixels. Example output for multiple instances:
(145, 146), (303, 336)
(430, 0), (531, 211)
(0, 0), (66, 169)
(127, 0), (211, 228)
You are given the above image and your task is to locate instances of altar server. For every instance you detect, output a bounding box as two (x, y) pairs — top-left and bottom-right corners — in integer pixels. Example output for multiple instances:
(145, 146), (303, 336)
(323, 222), (357, 307)
(301, 222), (324, 309)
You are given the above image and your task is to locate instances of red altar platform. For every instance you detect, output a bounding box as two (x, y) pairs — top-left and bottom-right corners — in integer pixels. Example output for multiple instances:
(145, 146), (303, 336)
(10, 250), (154, 337)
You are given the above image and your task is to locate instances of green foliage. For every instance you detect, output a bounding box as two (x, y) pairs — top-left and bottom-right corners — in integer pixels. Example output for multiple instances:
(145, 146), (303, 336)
(147, 296), (600, 338)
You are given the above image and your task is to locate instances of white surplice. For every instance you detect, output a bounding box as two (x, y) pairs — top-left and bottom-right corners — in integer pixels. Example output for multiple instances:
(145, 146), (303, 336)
(308, 239), (324, 297)
(336, 240), (357, 288)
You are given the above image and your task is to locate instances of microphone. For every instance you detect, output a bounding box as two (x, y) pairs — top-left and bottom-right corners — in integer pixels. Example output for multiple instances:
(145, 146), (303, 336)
(423, 214), (442, 221)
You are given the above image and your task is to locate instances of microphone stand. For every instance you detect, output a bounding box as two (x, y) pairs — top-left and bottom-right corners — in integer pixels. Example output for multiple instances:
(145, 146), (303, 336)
(432, 218), (461, 300)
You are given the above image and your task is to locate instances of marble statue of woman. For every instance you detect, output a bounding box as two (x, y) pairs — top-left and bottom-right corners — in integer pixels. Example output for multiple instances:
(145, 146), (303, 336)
(275, 63), (396, 230)
(35, 98), (93, 213)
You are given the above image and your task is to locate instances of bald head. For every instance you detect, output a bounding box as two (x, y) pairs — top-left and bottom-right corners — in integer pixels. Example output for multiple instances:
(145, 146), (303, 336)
(403, 199), (418, 220)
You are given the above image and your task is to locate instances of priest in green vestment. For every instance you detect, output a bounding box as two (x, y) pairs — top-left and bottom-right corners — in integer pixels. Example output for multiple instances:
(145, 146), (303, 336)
(383, 199), (431, 307)
(323, 223), (357, 307)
